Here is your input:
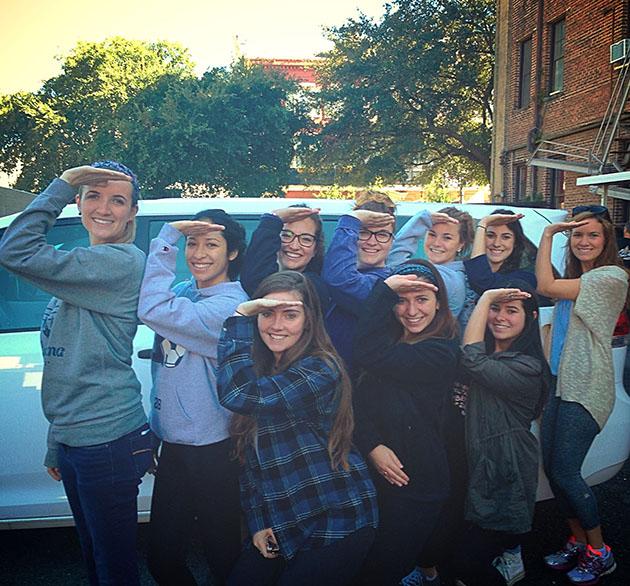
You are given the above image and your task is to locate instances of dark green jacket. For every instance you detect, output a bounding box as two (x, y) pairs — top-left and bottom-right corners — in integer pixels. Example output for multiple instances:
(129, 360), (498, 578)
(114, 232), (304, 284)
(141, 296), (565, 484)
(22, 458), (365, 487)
(461, 342), (543, 534)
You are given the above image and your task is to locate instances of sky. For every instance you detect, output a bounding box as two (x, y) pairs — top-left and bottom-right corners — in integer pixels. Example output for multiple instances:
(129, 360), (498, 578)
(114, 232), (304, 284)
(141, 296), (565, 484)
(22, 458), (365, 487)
(0, 0), (387, 94)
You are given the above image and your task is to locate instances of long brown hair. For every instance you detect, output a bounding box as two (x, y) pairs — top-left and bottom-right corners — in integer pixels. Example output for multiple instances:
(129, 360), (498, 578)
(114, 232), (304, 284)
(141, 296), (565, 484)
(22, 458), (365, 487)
(565, 211), (630, 310)
(565, 211), (624, 278)
(230, 271), (354, 470)
(391, 259), (459, 343)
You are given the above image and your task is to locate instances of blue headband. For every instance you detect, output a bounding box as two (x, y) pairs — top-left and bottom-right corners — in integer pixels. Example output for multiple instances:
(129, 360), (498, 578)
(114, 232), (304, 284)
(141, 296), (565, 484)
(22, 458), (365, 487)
(91, 160), (140, 204)
(393, 263), (438, 285)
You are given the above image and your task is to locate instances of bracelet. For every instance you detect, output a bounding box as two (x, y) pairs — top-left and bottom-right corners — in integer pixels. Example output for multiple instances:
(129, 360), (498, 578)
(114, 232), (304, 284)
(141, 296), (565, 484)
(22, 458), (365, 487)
(235, 310), (246, 317)
(476, 225), (487, 231)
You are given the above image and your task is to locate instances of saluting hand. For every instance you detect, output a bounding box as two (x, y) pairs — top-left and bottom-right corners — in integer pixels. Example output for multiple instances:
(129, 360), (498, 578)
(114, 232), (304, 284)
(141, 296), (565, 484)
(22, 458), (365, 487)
(349, 209), (394, 228)
(235, 298), (303, 317)
(430, 212), (459, 226)
(169, 220), (225, 236)
(384, 274), (438, 294)
(543, 220), (590, 236)
(59, 165), (132, 187)
(478, 288), (531, 305)
(273, 207), (320, 223)
(478, 212), (524, 229)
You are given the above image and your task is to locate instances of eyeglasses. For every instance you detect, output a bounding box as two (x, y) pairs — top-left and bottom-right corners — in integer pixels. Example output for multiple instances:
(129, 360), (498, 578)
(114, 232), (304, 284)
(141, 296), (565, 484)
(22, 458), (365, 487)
(572, 205), (611, 221)
(279, 229), (317, 247)
(358, 229), (394, 243)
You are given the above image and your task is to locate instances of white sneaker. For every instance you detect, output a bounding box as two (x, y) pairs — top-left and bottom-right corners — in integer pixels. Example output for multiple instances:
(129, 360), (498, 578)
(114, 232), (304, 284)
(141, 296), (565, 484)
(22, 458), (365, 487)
(492, 550), (525, 586)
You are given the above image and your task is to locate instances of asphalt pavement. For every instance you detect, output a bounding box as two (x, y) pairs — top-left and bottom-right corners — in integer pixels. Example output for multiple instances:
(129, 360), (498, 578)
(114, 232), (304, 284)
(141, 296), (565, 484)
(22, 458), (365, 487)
(1, 460), (628, 585)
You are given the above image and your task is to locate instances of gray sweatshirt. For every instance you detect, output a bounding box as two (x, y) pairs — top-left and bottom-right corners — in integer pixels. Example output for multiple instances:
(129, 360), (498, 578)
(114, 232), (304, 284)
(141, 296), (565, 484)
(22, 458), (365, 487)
(0, 178), (147, 467)
(138, 223), (248, 445)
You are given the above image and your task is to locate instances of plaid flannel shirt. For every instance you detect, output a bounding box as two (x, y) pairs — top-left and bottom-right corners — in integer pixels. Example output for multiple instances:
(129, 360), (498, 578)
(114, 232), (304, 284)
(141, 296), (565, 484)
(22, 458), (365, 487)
(217, 316), (378, 560)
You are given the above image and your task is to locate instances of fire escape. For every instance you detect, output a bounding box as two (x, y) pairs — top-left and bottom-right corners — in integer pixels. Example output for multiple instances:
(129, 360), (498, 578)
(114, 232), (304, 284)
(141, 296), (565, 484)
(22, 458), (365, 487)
(529, 43), (630, 202)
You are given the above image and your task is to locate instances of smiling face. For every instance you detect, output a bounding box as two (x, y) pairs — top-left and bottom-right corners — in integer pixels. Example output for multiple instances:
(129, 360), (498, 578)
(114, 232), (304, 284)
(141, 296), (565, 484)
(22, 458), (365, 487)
(257, 291), (306, 363)
(485, 224), (516, 271)
(488, 299), (528, 352)
(76, 180), (137, 245)
(570, 218), (606, 271)
(278, 217), (318, 272)
(185, 223), (236, 289)
(393, 285), (439, 342)
(357, 222), (395, 269)
(424, 222), (463, 265)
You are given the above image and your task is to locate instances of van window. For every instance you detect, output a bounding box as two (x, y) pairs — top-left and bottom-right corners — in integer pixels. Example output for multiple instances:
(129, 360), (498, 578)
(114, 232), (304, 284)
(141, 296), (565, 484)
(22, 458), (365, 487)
(0, 221), (89, 332)
(0, 211), (413, 332)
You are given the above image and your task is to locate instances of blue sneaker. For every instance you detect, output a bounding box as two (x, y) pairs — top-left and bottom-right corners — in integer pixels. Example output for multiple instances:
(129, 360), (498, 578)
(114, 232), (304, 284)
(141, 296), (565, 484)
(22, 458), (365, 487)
(566, 545), (616, 585)
(544, 537), (585, 571)
(400, 566), (441, 586)
(401, 566), (424, 586)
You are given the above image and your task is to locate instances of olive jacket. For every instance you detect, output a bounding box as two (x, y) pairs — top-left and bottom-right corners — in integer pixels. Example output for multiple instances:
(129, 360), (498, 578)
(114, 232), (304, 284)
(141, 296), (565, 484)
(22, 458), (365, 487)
(461, 342), (544, 534)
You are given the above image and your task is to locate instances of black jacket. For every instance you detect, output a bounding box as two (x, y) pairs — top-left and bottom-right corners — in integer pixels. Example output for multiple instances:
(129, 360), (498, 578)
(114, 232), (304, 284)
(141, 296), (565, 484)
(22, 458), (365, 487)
(353, 280), (460, 502)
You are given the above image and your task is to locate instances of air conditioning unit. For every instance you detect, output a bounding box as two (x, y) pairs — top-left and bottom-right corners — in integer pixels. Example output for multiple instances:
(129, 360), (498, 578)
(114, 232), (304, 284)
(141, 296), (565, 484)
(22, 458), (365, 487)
(610, 39), (630, 64)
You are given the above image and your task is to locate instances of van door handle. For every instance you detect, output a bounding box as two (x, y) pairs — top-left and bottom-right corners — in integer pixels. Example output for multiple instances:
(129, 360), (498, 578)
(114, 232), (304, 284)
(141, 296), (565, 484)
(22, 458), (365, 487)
(137, 349), (152, 360)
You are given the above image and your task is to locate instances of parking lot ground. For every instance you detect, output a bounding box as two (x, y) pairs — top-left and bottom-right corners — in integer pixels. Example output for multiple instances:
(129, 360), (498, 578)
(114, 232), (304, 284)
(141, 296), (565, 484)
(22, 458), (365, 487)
(1, 459), (628, 585)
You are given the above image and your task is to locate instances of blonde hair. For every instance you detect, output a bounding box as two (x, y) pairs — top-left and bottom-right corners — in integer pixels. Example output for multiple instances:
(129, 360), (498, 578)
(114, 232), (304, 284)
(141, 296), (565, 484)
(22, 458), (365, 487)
(354, 190), (396, 216)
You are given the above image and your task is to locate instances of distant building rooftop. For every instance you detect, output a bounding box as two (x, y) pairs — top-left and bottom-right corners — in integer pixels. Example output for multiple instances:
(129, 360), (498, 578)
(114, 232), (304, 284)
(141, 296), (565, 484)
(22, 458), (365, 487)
(247, 58), (322, 87)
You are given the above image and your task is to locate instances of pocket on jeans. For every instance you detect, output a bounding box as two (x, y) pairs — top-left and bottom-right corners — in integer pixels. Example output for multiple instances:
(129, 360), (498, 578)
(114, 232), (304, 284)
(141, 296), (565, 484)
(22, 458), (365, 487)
(130, 428), (157, 477)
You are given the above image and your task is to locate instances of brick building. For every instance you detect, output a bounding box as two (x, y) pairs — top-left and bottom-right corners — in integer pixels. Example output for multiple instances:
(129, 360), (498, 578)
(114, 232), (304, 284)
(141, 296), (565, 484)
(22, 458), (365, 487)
(492, 0), (630, 220)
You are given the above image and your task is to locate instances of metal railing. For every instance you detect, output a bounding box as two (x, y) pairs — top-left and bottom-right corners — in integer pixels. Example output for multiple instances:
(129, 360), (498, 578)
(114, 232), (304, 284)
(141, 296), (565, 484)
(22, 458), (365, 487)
(530, 140), (601, 172)
(592, 50), (630, 171)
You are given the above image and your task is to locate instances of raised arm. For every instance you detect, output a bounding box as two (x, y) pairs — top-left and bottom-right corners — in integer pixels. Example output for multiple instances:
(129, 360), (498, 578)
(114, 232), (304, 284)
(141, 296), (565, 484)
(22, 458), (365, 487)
(387, 209), (431, 266)
(535, 221), (585, 300)
(322, 213), (389, 304)
(239, 213), (283, 296)
(0, 176), (143, 316)
(138, 222), (244, 357)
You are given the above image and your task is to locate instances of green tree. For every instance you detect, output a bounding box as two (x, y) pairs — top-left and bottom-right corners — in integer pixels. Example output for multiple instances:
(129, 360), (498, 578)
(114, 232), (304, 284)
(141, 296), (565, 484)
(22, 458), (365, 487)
(0, 37), (194, 192)
(97, 60), (307, 197)
(301, 0), (495, 185)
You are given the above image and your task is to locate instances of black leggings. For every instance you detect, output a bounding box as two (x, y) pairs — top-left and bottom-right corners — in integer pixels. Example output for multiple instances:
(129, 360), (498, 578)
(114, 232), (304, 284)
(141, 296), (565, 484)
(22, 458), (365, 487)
(227, 526), (375, 586)
(357, 496), (444, 586)
(147, 439), (242, 585)
(449, 524), (525, 586)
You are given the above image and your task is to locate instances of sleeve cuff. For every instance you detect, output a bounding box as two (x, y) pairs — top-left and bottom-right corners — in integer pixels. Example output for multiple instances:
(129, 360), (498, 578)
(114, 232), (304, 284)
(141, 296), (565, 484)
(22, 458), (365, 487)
(461, 341), (487, 365)
(338, 214), (361, 231)
(44, 447), (59, 468)
(158, 222), (184, 245)
(260, 213), (284, 231)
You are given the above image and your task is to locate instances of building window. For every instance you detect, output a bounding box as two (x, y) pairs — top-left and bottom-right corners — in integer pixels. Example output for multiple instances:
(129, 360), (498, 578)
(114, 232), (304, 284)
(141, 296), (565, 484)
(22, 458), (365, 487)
(515, 165), (527, 200)
(549, 18), (565, 93)
(518, 38), (532, 108)
(549, 168), (565, 208)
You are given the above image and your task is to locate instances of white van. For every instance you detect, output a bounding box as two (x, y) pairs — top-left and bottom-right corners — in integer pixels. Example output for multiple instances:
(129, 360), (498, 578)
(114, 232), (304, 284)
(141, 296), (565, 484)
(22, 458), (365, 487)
(0, 197), (628, 528)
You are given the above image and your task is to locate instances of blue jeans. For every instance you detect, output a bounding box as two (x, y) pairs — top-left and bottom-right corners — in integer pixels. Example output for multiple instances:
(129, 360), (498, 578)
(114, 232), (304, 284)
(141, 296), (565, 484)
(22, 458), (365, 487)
(58, 424), (155, 586)
(540, 395), (601, 530)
